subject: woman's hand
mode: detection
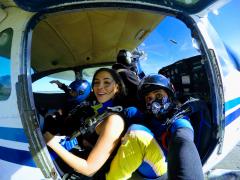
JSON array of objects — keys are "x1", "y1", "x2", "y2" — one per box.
[{"x1": 50, "y1": 80, "x2": 63, "y2": 88}]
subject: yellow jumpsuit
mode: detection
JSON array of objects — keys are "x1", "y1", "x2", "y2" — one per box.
[{"x1": 106, "y1": 124, "x2": 167, "y2": 180}]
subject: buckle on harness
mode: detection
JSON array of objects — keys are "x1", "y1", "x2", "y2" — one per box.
[{"x1": 107, "y1": 106, "x2": 123, "y2": 112}]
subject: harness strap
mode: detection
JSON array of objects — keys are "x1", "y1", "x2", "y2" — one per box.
[{"x1": 70, "y1": 106, "x2": 123, "y2": 140}]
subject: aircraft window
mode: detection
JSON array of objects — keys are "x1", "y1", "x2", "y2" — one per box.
[
  {"x1": 0, "y1": 28, "x2": 13, "y2": 101},
  {"x1": 32, "y1": 70, "x2": 75, "y2": 93},
  {"x1": 82, "y1": 66, "x2": 111, "y2": 83},
  {"x1": 137, "y1": 16, "x2": 200, "y2": 74},
  {"x1": 30, "y1": 68, "x2": 35, "y2": 74}
]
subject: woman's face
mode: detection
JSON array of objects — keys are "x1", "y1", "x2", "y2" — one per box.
[{"x1": 93, "y1": 71, "x2": 119, "y2": 103}]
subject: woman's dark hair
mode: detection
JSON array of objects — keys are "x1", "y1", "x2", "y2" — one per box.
[{"x1": 92, "y1": 68, "x2": 127, "y2": 104}]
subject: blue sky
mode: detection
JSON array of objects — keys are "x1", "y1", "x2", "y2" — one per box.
[
  {"x1": 139, "y1": 0, "x2": 240, "y2": 74},
  {"x1": 139, "y1": 16, "x2": 200, "y2": 74},
  {"x1": 209, "y1": 0, "x2": 240, "y2": 54},
  {"x1": 0, "y1": 57, "x2": 10, "y2": 76}
]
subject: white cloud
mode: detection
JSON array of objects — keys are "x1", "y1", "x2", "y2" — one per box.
[{"x1": 212, "y1": 9, "x2": 219, "y2": 15}]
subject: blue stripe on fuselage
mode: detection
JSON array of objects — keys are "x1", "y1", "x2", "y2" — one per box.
[
  {"x1": 0, "y1": 127, "x2": 28, "y2": 143},
  {"x1": 225, "y1": 97, "x2": 240, "y2": 111},
  {"x1": 225, "y1": 97, "x2": 240, "y2": 126},
  {"x1": 225, "y1": 108, "x2": 240, "y2": 126},
  {"x1": 0, "y1": 146, "x2": 36, "y2": 167}
]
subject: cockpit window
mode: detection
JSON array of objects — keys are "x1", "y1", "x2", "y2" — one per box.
[
  {"x1": 138, "y1": 16, "x2": 200, "y2": 74},
  {"x1": 0, "y1": 28, "x2": 13, "y2": 101}
]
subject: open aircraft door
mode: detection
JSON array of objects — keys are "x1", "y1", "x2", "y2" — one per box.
[{"x1": 1, "y1": 0, "x2": 238, "y2": 179}]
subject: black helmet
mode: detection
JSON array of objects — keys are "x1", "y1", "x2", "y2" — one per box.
[
  {"x1": 117, "y1": 49, "x2": 132, "y2": 66},
  {"x1": 138, "y1": 74, "x2": 175, "y2": 100},
  {"x1": 138, "y1": 74, "x2": 176, "y2": 124}
]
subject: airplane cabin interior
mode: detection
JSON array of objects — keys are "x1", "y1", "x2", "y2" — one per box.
[{"x1": 30, "y1": 8, "x2": 217, "y2": 176}]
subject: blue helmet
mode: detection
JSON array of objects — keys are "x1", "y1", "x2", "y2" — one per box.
[{"x1": 68, "y1": 79, "x2": 91, "y2": 104}]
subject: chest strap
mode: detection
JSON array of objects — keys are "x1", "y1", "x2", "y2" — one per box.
[{"x1": 70, "y1": 106, "x2": 123, "y2": 140}]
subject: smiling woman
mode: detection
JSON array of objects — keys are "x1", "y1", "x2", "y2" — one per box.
[{"x1": 44, "y1": 68, "x2": 127, "y2": 179}]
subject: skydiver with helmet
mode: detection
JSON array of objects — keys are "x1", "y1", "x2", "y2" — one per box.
[
  {"x1": 107, "y1": 74, "x2": 204, "y2": 180},
  {"x1": 137, "y1": 74, "x2": 203, "y2": 180},
  {"x1": 50, "y1": 79, "x2": 91, "y2": 110},
  {"x1": 112, "y1": 49, "x2": 145, "y2": 108},
  {"x1": 43, "y1": 79, "x2": 92, "y2": 135},
  {"x1": 113, "y1": 49, "x2": 145, "y2": 79}
]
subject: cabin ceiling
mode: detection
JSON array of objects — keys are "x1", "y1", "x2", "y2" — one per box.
[{"x1": 31, "y1": 9, "x2": 164, "y2": 72}]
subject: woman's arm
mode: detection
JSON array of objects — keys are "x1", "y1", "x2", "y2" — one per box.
[{"x1": 44, "y1": 114, "x2": 124, "y2": 176}]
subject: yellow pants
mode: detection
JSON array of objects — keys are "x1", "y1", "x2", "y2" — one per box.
[{"x1": 106, "y1": 124, "x2": 167, "y2": 180}]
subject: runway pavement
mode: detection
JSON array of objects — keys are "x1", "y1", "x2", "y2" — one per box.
[
  {"x1": 214, "y1": 141, "x2": 240, "y2": 170},
  {"x1": 206, "y1": 141, "x2": 240, "y2": 179}
]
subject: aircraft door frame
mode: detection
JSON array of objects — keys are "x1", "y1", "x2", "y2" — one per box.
[
  {"x1": 197, "y1": 16, "x2": 240, "y2": 173},
  {"x1": 190, "y1": 14, "x2": 229, "y2": 172},
  {"x1": 0, "y1": 7, "x2": 57, "y2": 179},
  {"x1": 16, "y1": 9, "x2": 62, "y2": 179}
]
